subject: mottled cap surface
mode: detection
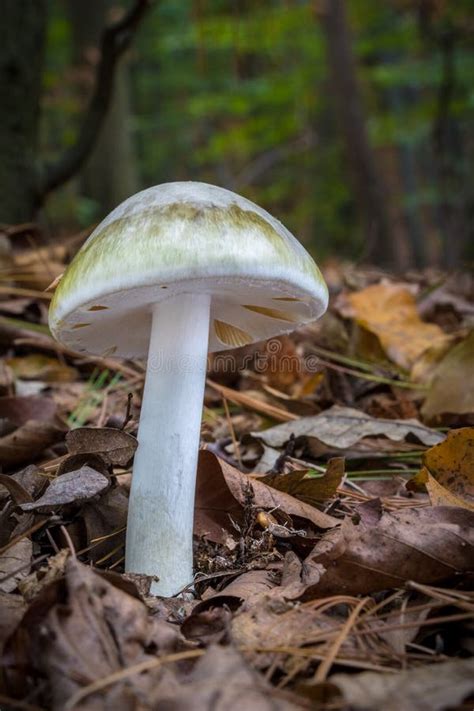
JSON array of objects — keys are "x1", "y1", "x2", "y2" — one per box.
[{"x1": 49, "y1": 182, "x2": 328, "y2": 356}]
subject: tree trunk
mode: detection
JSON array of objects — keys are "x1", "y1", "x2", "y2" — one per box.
[
  {"x1": 68, "y1": 0, "x2": 139, "y2": 214},
  {"x1": 0, "y1": 0, "x2": 47, "y2": 223},
  {"x1": 321, "y1": 0, "x2": 396, "y2": 267}
]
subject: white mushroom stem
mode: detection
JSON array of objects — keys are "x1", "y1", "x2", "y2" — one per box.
[{"x1": 125, "y1": 292, "x2": 211, "y2": 596}]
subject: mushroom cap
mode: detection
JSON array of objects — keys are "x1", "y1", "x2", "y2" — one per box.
[{"x1": 49, "y1": 182, "x2": 328, "y2": 356}]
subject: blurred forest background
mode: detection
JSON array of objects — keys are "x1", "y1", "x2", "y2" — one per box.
[{"x1": 1, "y1": 0, "x2": 474, "y2": 270}]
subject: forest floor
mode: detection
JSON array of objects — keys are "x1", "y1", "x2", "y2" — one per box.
[{"x1": 0, "y1": 227, "x2": 473, "y2": 710}]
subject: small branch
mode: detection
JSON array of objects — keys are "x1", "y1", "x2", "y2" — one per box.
[{"x1": 40, "y1": 0, "x2": 153, "y2": 198}]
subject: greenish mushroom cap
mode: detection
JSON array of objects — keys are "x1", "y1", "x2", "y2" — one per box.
[{"x1": 49, "y1": 182, "x2": 328, "y2": 356}]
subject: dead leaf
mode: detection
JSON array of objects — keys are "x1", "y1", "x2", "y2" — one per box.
[
  {"x1": 258, "y1": 458, "x2": 344, "y2": 506},
  {"x1": 181, "y1": 606, "x2": 232, "y2": 645},
  {"x1": 6, "y1": 353, "x2": 78, "y2": 382},
  {"x1": 422, "y1": 331, "x2": 474, "y2": 418},
  {"x1": 66, "y1": 427, "x2": 137, "y2": 467},
  {"x1": 198, "y1": 570, "x2": 279, "y2": 611},
  {"x1": 0, "y1": 538, "x2": 32, "y2": 593},
  {"x1": 19, "y1": 549, "x2": 70, "y2": 602},
  {"x1": 196, "y1": 451, "x2": 338, "y2": 542},
  {"x1": 153, "y1": 644, "x2": 302, "y2": 710},
  {"x1": 0, "y1": 465, "x2": 46, "y2": 502},
  {"x1": 0, "y1": 394, "x2": 57, "y2": 425},
  {"x1": 232, "y1": 595, "x2": 361, "y2": 673},
  {"x1": 0, "y1": 473, "x2": 34, "y2": 504},
  {"x1": 0, "y1": 420, "x2": 64, "y2": 469},
  {"x1": 348, "y1": 282, "x2": 449, "y2": 370},
  {"x1": 302, "y1": 500, "x2": 474, "y2": 597},
  {"x1": 20, "y1": 466, "x2": 109, "y2": 512},
  {"x1": 252, "y1": 405, "x2": 443, "y2": 451},
  {"x1": 410, "y1": 429, "x2": 474, "y2": 511},
  {"x1": 328, "y1": 657, "x2": 474, "y2": 711},
  {"x1": 5, "y1": 557, "x2": 191, "y2": 710},
  {"x1": 82, "y1": 485, "x2": 129, "y2": 564},
  {"x1": 0, "y1": 592, "x2": 26, "y2": 654}
]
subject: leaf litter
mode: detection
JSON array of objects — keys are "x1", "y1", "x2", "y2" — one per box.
[{"x1": 0, "y1": 256, "x2": 473, "y2": 710}]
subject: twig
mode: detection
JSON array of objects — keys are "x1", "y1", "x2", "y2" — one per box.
[
  {"x1": 313, "y1": 597, "x2": 371, "y2": 682},
  {"x1": 121, "y1": 392, "x2": 134, "y2": 430},
  {"x1": 41, "y1": 0, "x2": 154, "y2": 196}
]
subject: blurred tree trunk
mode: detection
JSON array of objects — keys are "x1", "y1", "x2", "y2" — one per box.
[
  {"x1": 0, "y1": 0, "x2": 47, "y2": 224},
  {"x1": 68, "y1": 0, "x2": 139, "y2": 213},
  {"x1": 321, "y1": 0, "x2": 397, "y2": 267}
]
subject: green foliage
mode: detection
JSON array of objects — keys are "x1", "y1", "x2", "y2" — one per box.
[{"x1": 41, "y1": 0, "x2": 474, "y2": 264}]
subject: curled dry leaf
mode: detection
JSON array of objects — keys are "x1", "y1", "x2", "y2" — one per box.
[
  {"x1": 195, "y1": 570, "x2": 279, "y2": 612},
  {"x1": 20, "y1": 466, "x2": 110, "y2": 512},
  {"x1": 328, "y1": 657, "x2": 474, "y2": 711},
  {"x1": 0, "y1": 465, "x2": 46, "y2": 503},
  {"x1": 66, "y1": 426, "x2": 138, "y2": 467},
  {"x1": 347, "y1": 282, "x2": 449, "y2": 371},
  {"x1": 196, "y1": 451, "x2": 338, "y2": 544},
  {"x1": 0, "y1": 473, "x2": 34, "y2": 504},
  {"x1": 301, "y1": 500, "x2": 474, "y2": 597},
  {"x1": 252, "y1": 405, "x2": 443, "y2": 453}
]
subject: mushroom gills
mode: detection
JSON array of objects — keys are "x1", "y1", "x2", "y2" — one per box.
[
  {"x1": 242, "y1": 305, "x2": 300, "y2": 322},
  {"x1": 214, "y1": 319, "x2": 253, "y2": 347}
]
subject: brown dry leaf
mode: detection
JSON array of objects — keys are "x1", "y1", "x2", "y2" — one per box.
[
  {"x1": 196, "y1": 451, "x2": 338, "y2": 543},
  {"x1": 258, "y1": 458, "x2": 344, "y2": 506},
  {"x1": 417, "y1": 428, "x2": 474, "y2": 510},
  {"x1": 252, "y1": 405, "x2": 443, "y2": 451},
  {"x1": 302, "y1": 500, "x2": 474, "y2": 597},
  {"x1": 5, "y1": 557, "x2": 190, "y2": 710},
  {"x1": 327, "y1": 657, "x2": 474, "y2": 711},
  {"x1": 196, "y1": 570, "x2": 279, "y2": 611},
  {"x1": 66, "y1": 426, "x2": 137, "y2": 467},
  {"x1": 422, "y1": 331, "x2": 474, "y2": 418},
  {"x1": 0, "y1": 394, "x2": 57, "y2": 425},
  {"x1": 0, "y1": 592, "x2": 25, "y2": 654},
  {"x1": 0, "y1": 420, "x2": 64, "y2": 469},
  {"x1": 0, "y1": 538, "x2": 32, "y2": 593},
  {"x1": 19, "y1": 548, "x2": 70, "y2": 602},
  {"x1": 348, "y1": 282, "x2": 449, "y2": 371},
  {"x1": 153, "y1": 644, "x2": 302, "y2": 710},
  {"x1": 0, "y1": 395, "x2": 63, "y2": 468},
  {"x1": 0, "y1": 472, "x2": 34, "y2": 504},
  {"x1": 232, "y1": 596, "x2": 361, "y2": 673},
  {"x1": 409, "y1": 468, "x2": 473, "y2": 510},
  {"x1": 0, "y1": 465, "x2": 47, "y2": 503},
  {"x1": 82, "y1": 485, "x2": 129, "y2": 565},
  {"x1": 20, "y1": 466, "x2": 110, "y2": 512}
]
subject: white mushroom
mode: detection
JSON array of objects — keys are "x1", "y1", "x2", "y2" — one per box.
[{"x1": 49, "y1": 182, "x2": 328, "y2": 596}]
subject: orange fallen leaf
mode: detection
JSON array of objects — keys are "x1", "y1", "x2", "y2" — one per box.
[
  {"x1": 413, "y1": 428, "x2": 474, "y2": 511},
  {"x1": 348, "y1": 282, "x2": 449, "y2": 371}
]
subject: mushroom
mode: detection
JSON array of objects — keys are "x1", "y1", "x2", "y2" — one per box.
[{"x1": 49, "y1": 182, "x2": 328, "y2": 596}]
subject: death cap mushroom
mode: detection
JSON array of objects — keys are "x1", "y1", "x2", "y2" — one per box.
[{"x1": 49, "y1": 181, "x2": 328, "y2": 357}]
